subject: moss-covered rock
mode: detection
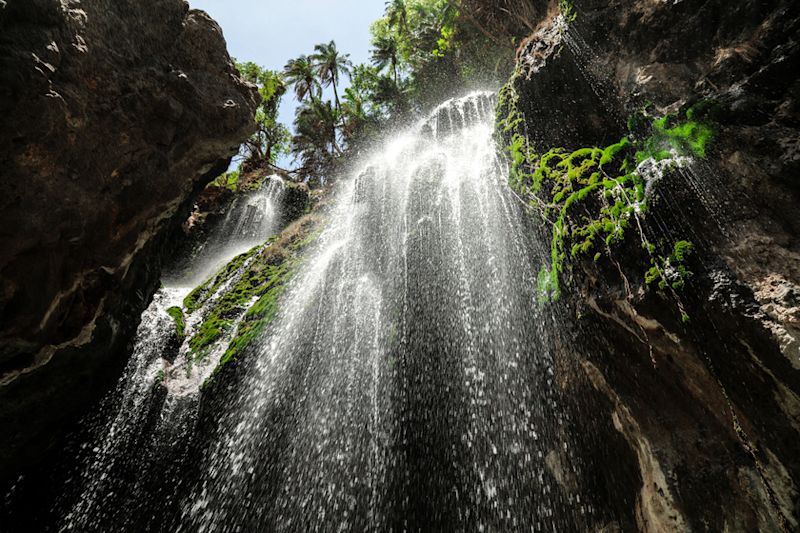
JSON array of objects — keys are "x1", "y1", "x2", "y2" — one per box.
[
  {"x1": 183, "y1": 247, "x2": 261, "y2": 313},
  {"x1": 165, "y1": 306, "x2": 186, "y2": 339},
  {"x1": 497, "y1": 73, "x2": 716, "y2": 302},
  {"x1": 182, "y1": 212, "x2": 324, "y2": 383}
]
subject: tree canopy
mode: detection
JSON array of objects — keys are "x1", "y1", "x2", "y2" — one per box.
[
  {"x1": 229, "y1": 0, "x2": 520, "y2": 184},
  {"x1": 235, "y1": 61, "x2": 290, "y2": 171}
]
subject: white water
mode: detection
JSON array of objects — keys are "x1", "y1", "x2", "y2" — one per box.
[
  {"x1": 56, "y1": 176, "x2": 289, "y2": 532},
  {"x1": 167, "y1": 175, "x2": 286, "y2": 289},
  {"x1": 51, "y1": 93, "x2": 587, "y2": 532},
  {"x1": 179, "y1": 92, "x2": 573, "y2": 531},
  {"x1": 58, "y1": 288, "x2": 186, "y2": 531}
]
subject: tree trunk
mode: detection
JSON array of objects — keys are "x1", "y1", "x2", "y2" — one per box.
[{"x1": 332, "y1": 77, "x2": 341, "y2": 116}]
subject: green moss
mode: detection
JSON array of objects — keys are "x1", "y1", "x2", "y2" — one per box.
[
  {"x1": 216, "y1": 269, "x2": 294, "y2": 369},
  {"x1": 496, "y1": 76, "x2": 716, "y2": 304},
  {"x1": 645, "y1": 240, "x2": 695, "y2": 291},
  {"x1": 634, "y1": 104, "x2": 717, "y2": 163},
  {"x1": 518, "y1": 141, "x2": 641, "y2": 299},
  {"x1": 183, "y1": 246, "x2": 261, "y2": 313},
  {"x1": 189, "y1": 217, "x2": 323, "y2": 379},
  {"x1": 188, "y1": 259, "x2": 294, "y2": 360},
  {"x1": 166, "y1": 306, "x2": 186, "y2": 339}
]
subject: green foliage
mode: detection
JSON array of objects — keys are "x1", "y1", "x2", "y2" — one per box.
[
  {"x1": 236, "y1": 61, "x2": 290, "y2": 166},
  {"x1": 183, "y1": 246, "x2": 260, "y2": 313},
  {"x1": 371, "y1": 31, "x2": 401, "y2": 82},
  {"x1": 311, "y1": 40, "x2": 353, "y2": 115},
  {"x1": 283, "y1": 55, "x2": 321, "y2": 103},
  {"x1": 559, "y1": 0, "x2": 578, "y2": 22},
  {"x1": 283, "y1": 43, "x2": 354, "y2": 179},
  {"x1": 292, "y1": 99, "x2": 342, "y2": 180},
  {"x1": 208, "y1": 169, "x2": 240, "y2": 192},
  {"x1": 497, "y1": 72, "x2": 716, "y2": 303},
  {"x1": 245, "y1": 0, "x2": 515, "y2": 181},
  {"x1": 645, "y1": 241, "x2": 695, "y2": 291},
  {"x1": 166, "y1": 306, "x2": 186, "y2": 339}
]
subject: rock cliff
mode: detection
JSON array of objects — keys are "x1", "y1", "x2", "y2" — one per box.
[
  {"x1": 498, "y1": 0, "x2": 800, "y2": 529},
  {"x1": 0, "y1": 0, "x2": 258, "y2": 483}
]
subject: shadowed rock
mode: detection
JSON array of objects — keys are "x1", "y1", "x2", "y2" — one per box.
[{"x1": 0, "y1": 0, "x2": 258, "y2": 483}]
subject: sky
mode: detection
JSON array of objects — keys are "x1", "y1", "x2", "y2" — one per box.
[{"x1": 189, "y1": 0, "x2": 387, "y2": 151}]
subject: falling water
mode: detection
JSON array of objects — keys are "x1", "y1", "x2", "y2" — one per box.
[
  {"x1": 54, "y1": 176, "x2": 289, "y2": 532},
  {"x1": 166, "y1": 175, "x2": 287, "y2": 289},
  {"x1": 178, "y1": 93, "x2": 575, "y2": 532},
  {"x1": 57, "y1": 288, "x2": 191, "y2": 532}
]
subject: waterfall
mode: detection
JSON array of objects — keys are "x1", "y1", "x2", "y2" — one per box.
[
  {"x1": 166, "y1": 175, "x2": 287, "y2": 289},
  {"x1": 178, "y1": 92, "x2": 572, "y2": 532},
  {"x1": 54, "y1": 176, "x2": 289, "y2": 532},
  {"x1": 57, "y1": 288, "x2": 191, "y2": 532}
]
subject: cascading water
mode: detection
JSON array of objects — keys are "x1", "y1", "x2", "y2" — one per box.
[
  {"x1": 57, "y1": 288, "x2": 191, "y2": 532},
  {"x1": 166, "y1": 175, "x2": 287, "y2": 289},
  {"x1": 177, "y1": 92, "x2": 579, "y2": 531},
  {"x1": 53, "y1": 176, "x2": 290, "y2": 532}
]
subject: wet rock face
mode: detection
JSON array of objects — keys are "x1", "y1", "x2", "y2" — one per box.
[
  {"x1": 0, "y1": 0, "x2": 258, "y2": 480},
  {"x1": 507, "y1": 0, "x2": 800, "y2": 530}
]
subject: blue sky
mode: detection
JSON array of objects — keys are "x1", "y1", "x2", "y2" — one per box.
[{"x1": 190, "y1": 0, "x2": 386, "y2": 144}]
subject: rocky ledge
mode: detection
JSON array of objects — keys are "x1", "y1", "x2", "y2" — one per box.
[{"x1": 0, "y1": 0, "x2": 258, "y2": 483}]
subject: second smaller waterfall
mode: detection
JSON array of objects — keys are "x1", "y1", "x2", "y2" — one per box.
[
  {"x1": 52, "y1": 173, "x2": 291, "y2": 532},
  {"x1": 167, "y1": 175, "x2": 287, "y2": 289}
]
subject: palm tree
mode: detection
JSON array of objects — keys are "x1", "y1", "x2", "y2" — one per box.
[
  {"x1": 283, "y1": 55, "x2": 321, "y2": 104},
  {"x1": 311, "y1": 41, "x2": 352, "y2": 117},
  {"x1": 294, "y1": 99, "x2": 341, "y2": 157},
  {"x1": 386, "y1": 0, "x2": 408, "y2": 35},
  {"x1": 371, "y1": 34, "x2": 400, "y2": 83},
  {"x1": 292, "y1": 99, "x2": 344, "y2": 182},
  {"x1": 341, "y1": 87, "x2": 369, "y2": 142}
]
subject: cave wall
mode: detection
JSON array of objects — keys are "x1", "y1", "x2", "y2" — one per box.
[
  {"x1": 507, "y1": 0, "x2": 800, "y2": 530},
  {"x1": 0, "y1": 0, "x2": 258, "y2": 484}
]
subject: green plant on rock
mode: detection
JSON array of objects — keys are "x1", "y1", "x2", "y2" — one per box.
[
  {"x1": 166, "y1": 306, "x2": 186, "y2": 339},
  {"x1": 216, "y1": 268, "x2": 295, "y2": 369},
  {"x1": 188, "y1": 259, "x2": 294, "y2": 360},
  {"x1": 558, "y1": 0, "x2": 578, "y2": 22},
  {"x1": 496, "y1": 73, "x2": 716, "y2": 304},
  {"x1": 533, "y1": 140, "x2": 645, "y2": 299},
  {"x1": 183, "y1": 246, "x2": 262, "y2": 313},
  {"x1": 645, "y1": 240, "x2": 695, "y2": 291},
  {"x1": 497, "y1": 70, "x2": 536, "y2": 192},
  {"x1": 631, "y1": 102, "x2": 718, "y2": 164},
  {"x1": 208, "y1": 169, "x2": 241, "y2": 192},
  {"x1": 184, "y1": 216, "x2": 323, "y2": 379}
]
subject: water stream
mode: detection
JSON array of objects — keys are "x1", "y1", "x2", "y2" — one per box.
[
  {"x1": 55, "y1": 176, "x2": 288, "y2": 532},
  {"x1": 53, "y1": 93, "x2": 583, "y2": 532},
  {"x1": 165, "y1": 175, "x2": 287, "y2": 289},
  {"x1": 178, "y1": 92, "x2": 573, "y2": 531}
]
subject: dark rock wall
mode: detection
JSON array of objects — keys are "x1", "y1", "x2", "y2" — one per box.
[
  {"x1": 507, "y1": 0, "x2": 799, "y2": 530},
  {"x1": 0, "y1": 0, "x2": 258, "y2": 483}
]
